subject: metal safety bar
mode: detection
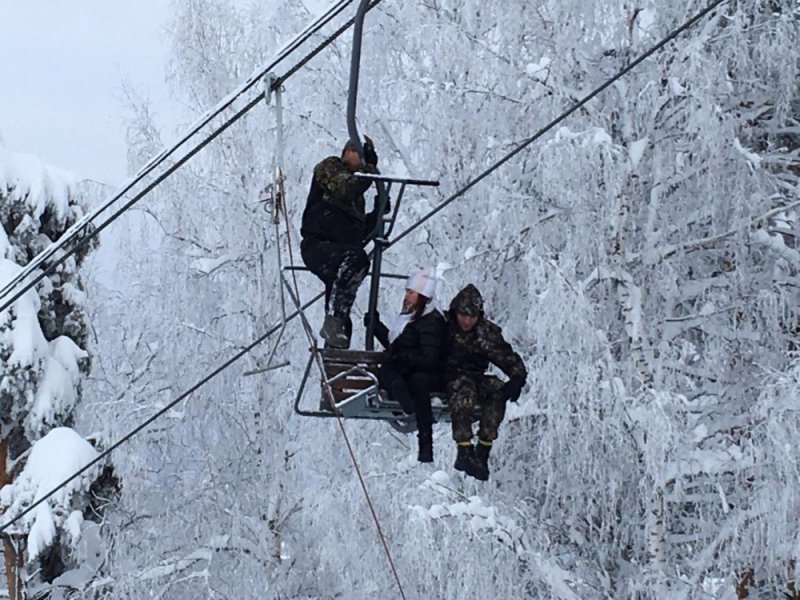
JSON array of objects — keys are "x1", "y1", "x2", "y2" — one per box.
[{"x1": 353, "y1": 173, "x2": 440, "y2": 187}]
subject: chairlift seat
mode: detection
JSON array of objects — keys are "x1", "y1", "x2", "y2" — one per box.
[
  {"x1": 318, "y1": 348, "x2": 386, "y2": 414},
  {"x1": 311, "y1": 348, "x2": 462, "y2": 432}
]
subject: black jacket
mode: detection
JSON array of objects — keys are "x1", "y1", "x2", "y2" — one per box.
[
  {"x1": 373, "y1": 310, "x2": 447, "y2": 374},
  {"x1": 301, "y1": 156, "x2": 380, "y2": 245}
]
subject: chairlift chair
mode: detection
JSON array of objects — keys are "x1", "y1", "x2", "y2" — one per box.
[
  {"x1": 282, "y1": 0, "x2": 463, "y2": 432},
  {"x1": 284, "y1": 172, "x2": 453, "y2": 434}
]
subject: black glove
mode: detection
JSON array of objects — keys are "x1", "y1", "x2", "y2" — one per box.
[
  {"x1": 363, "y1": 136, "x2": 378, "y2": 167},
  {"x1": 503, "y1": 376, "x2": 525, "y2": 403},
  {"x1": 363, "y1": 310, "x2": 380, "y2": 329}
]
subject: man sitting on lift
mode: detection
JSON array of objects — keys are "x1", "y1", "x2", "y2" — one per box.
[
  {"x1": 446, "y1": 284, "x2": 527, "y2": 481},
  {"x1": 366, "y1": 268, "x2": 447, "y2": 463},
  {"x1": 301, "y1": 136, "x2": 382, "y2": 348}
]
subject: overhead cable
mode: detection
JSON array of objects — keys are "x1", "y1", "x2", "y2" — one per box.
[
  {"x1": 0, "y1": 0, "x2": 729, "y2": 536},
  {"x1": 0, "y1": 0, "x2": 382, "y2": 316},
  {"x1": 389, "y1": 0, "x2": 729, "y2": 248}
]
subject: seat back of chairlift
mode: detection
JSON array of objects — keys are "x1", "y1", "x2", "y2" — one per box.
[{"x1": 310, "y1": 348, "x2": 457, "y2": 433}]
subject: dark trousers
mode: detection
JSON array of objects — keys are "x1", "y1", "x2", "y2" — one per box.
[
  {"x1": 379, "y1": 364, "x2": 441, "y2": 432},
  {"x1": 301, "y1": 238, "x2": 368, "y2": 323}
]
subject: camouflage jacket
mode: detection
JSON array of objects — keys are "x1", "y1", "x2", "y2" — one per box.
[
  {"x1": 300, "y1": 156, "x2": 379, "y2": 244},
  {"x1": 445, "y1": 311, "x2": 527, "y2": 381}
]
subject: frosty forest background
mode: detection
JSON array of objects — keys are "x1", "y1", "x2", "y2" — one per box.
[{"x1": 1, "y1": 0, "x2": 800, "y2": 598}]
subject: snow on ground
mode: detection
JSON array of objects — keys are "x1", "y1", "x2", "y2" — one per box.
[{"x1": 410, "y1": 469, "x2": 524, "y2": 549}]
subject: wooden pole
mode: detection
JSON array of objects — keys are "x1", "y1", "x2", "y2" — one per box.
[{"x1": 0, "y1": 438, "x2": 21, "y2": 600}]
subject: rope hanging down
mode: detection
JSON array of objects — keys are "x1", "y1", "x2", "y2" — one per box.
[
  {"x1": 280, "y1": 196, "x2": 408, "y2": 599},
  {"x1": 0, "y1": 0, "x2": 384, "y2": 319},
  {"x1": 0, "y1": 0, "x2": 730, "y2": 540}
]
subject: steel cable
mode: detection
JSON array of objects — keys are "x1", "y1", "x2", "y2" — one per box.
[
  {"x1": 0, "y1": 0, "x2": 383, "y2": 316},
  {"x1": 0, "y1": 0, "x2": 729, "y2": 549}
]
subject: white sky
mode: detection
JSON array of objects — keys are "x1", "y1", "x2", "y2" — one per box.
[{"x1": 0, "y1": 1, "x2": 180, "y2": 186}]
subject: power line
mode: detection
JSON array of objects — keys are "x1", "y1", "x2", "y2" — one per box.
[
  {"x1": 0, "y1": 0, "x2": 384, "y2": 537},
  {"x1": 390, "y1": 0, "x2": 729, "y2": 248},
  {"x1": 0, "y1": 0, "x2": 352, "y2": 307},
  {"x1": 0, "y1": 293, "x2": 322, "y2": 535},
  {"x1": 0, "y1": 0, "x2": 729, "y2": 539},
  {"x1": 0, "y1": 0, "x2": 382, "y2": 317}
]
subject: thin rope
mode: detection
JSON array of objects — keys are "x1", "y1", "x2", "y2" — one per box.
[{"x1": 280, "y1": 195, "x2": 408, "y2": 599}]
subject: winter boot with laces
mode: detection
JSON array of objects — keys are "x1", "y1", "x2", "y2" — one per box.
[
  {"x1": 417, "y1": 429, "x2": 433, "y2": 463},
  {"x1": 319, "y1": 314, "x2": 350, "y2": 349},
  {"x1": 454, "y1": 443, "x2": 474, "y2": 473},
  {"x1": 466, "y1": 440, "x2": 491, "y2": 481}
]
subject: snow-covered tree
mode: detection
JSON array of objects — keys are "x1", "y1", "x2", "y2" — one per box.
[
  {"x1": 87, "y1": 0, "x2": 800, "y2": 597},
  {"x1": 0, "y1": 142, "x2": 114, "y2": 599}
]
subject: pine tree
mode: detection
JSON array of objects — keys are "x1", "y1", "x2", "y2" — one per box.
[
  {"x1": 91, "y1": 0, "x2": 800, "y2": 597},
  {"x1": 0, "y1": 142, "x2": 115, "y2": 598}
]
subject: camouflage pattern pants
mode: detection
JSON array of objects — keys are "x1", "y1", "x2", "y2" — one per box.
[
  {"x1": 301, "y1": 238, "x2": 368, "y2": 320},
  {"x1": 447, "y1": 373, "x2": 506, "y2": 443}
]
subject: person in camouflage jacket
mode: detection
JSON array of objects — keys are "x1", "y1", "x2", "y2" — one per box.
[
  {"x1": 301, "y1": 137, "x2": 383, "y2": 348},
  {"x1": 445, "y1": 284, "x2": 527, "y2": 481}
]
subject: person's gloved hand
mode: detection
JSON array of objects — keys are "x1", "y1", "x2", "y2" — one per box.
[
  {"x1": 363, "y1": 310, "x2": 380, "y2": 329},
  {"x1": 363, "y1": 135, "x2": 378, "y2": 167},
  {"x1": 503, "y1": 376, "x2": 525, "y2": 403}
]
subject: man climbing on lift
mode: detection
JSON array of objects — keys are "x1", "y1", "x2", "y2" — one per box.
[
  {"x1": 445, "y1": 284, "x2": 527, "y2": 481},
  {"x1": 366, "y1": 268, "x2": 446, "y2": 463},
  {"x1": 301, "y1": 136, "x2": 383, "y2": 348}
]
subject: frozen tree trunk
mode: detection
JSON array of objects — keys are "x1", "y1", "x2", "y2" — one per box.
[
  {"x1": 646, "y1": 485, "x2": 668, "y2": 588},
  {"x1": 736, "y1": 562, "x2": 800, "y2": 599},
  {"x1": 615, "y1": 273, "x2": 653, "y2": 386},
  {"x1": 0, "y1": 438, "x2": 21, "y2": 600},
  {"x1": 787, "y1": 560, "x2": 799, "y2": 599},
  {"x1": 735, "y1": 568, "x2": 755, "y2": 598},
  {"x1": 614, "y1": 177, "x2": 666, "y2": 589}
]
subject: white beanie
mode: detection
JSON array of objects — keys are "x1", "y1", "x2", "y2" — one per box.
[{"x1": 406, "y1": 267, "x2": 437, "y2": 299}]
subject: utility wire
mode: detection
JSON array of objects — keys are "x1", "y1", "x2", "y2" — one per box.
[
  {"x1": 389, "y1": 0, "x2": 729, "y2": 248},
  {"x1": 0, "y1": 0, "x2": 728, "y2": 536},
  {"x1": 0, "y1": 0, "x2": 352, "y2": 306},
  {"x1": 0, "y1": 0, "x2": 381, "y2": 535},
  {"x1": 0, "y1": 0, "x2": 383, "y2": 317},
  {"x1": 0, "y1": 293, "x2": 322, "y2": 535}
]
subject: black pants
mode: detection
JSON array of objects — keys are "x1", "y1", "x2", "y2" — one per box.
[
  {"x1": 379, "y1": 364, "x2": 441, "y2": 432},
  {"x1": 301, "y1": 238, "x2": 369, "y2": 322}
]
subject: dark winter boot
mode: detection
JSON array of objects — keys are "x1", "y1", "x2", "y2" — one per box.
[
  {"x1": 454, "y1": 443, "x2": 474, "y2": 473},
  {"x1": 466, "y1": 440, "x2": 491, "y2": 481},
  {"x1": 417, "y1": 429, "x2": 433, "y2": 463},
  {"x1": 319, "y1": 314, "x2": 350, "y2": 349}
]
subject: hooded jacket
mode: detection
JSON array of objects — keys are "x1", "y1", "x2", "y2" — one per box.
[
  {"x1": 445, "y1": 284, "x2": 527, "y2": 380},
  {"x1": 301, "y1": 156, "x2": 380, "y2": 244}
]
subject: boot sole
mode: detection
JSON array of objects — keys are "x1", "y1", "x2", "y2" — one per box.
[{"x1": 467, "y1": 472, "x2": 489, "y2": 481}]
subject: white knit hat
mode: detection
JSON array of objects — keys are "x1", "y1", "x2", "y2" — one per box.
[{"x1": 406, "y1": 267, "x2": 437, "y2": 299}]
